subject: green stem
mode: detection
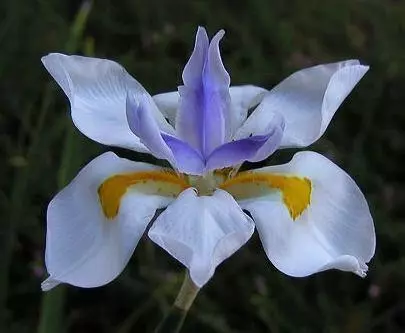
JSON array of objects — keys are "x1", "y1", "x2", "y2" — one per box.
[
  {"x1": 154, "y1": 271, "x2": 200, "y2": 333},
  {"x1": 37, "y1": 287, "x2": 66, "y2": 333}
]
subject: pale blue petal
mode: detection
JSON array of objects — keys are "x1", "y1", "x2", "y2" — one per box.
[
  {"x1": 126, "y1": 94, "x2": 175, "y2": 162},
  {"x1": 127, "y1": 94, "x2": 205, "y2": 175},
  {"x1": 41, "y1": 53, "x2": 149, "y2": 153},
  {"x1": 240, "y1": 151, "x2": 375, "y2": 278},
  {"x1": 148, "y1": 188, "x2": 255, "y2": 287},
  {"x1": 235, "y1": 61, "x2": 369, "y2": 148},
  {"x1": 42, "y1": 53, "x2": 175, "y2": 153},
  {"x1": 43, "y1": 152, "x2": 172, "y2": 290}
]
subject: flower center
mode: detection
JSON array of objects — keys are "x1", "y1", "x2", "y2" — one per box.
[
  {"x1": 219, "y1": 172, "x2": 312, "y2": 220},
  {"x1": 187, "y1": 170, "x2": 230, "y2": 196},
  {"x1": 98, "y1": 170, "x2": 190, "y2": 219}
]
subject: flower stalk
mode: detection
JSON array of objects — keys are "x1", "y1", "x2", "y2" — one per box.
[{"x1": 154, "y1": 271, "x2": 200, "y2": 333}]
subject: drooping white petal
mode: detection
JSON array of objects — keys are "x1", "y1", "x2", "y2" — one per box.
[
  {"x1": 152, "y1": 85, "x2": 267, "y2": 132},
  {"x1": 42, "y1": 53, "x2": 174, "y2": 152},
  {"x1": 148, "y1": 188, "x2": 255, "y2": 287},
  {"x1": 43, "y1": 152, "x2": 173, "y2": 290},
  {"x1": 235, "y1": 61, "x2": 369, "y2": 147},
  {"x1": 240, "y1": 151, "x2": 375, "y2": 277}
]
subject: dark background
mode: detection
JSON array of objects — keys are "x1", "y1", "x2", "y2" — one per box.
[{"x1": 1, "y1": 0, "x2": 405, "y2": 332}]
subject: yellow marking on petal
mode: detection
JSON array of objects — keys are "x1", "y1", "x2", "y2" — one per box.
[
  {"x1": 98, "y1": 170, "x2": 190, "y2": 219},
  {"x1": 219, "y1": 172, "x2": 312, "y2": 220}
]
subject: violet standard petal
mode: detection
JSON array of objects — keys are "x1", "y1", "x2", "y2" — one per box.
[{"x1": 176, "y1": 28, "x2": 232, "y2": 158}]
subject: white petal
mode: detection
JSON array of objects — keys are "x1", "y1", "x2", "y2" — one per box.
[
  {"x1": 152, "y1": 85, "x2": 267, "y2": 133},
  {"x1": 228, "y1": 85, "x2": 268, "y2": 133},
  {"x1": 148, "y1": 188, "x2": 254, "y2": 287},
  {"x1": 235, "y1": 61, "x2": 369, "y2": 147},
  {"x1": 240, "y1": 151, "x2": 375, "y2": 277},
  {"x1": 42, "y1": 53, "x2": 174, "y2": 152},
  {"x1": 43, "y1": 152, "x2": 172, "y2": 290},
  {"x1": 153, "y1": 91, "x2": 179, "y2": 126}
]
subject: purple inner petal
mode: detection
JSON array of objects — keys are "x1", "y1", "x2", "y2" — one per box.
[
  {"x1": 176, "y1": 27, "x2": 232, "y2": 159},
  {"x1": 204, "y1": 30, "x2": 230, "y2": 89},
  {"x1": 176, "y1": 85, "x2": 204, "y2": 153},
  {"x1": 126, "y1": 93, "x2": 205, "y2": 175},
  {"x1": 126, "y1": 94, "x2": 175, "y2": 162},
  {"x1": 206, "y1": 112, "x2": 285, "y2": 170},
  {"x1": 161, "y1": 134, "x2": 205, "y2": 175},
  {"x1": 127, "y1": 28, "x2": 285, "y2": 175},
  {"x1": 182, "y1": 27, "x2": 209, "y2": 89},
  {"x1": 205, "y1": 134, "x2": 270, "y2": 171}
]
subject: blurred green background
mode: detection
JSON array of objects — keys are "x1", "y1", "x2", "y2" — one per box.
[{"x1": 1, "y1": 0, "x2": 405, "y2": 332}]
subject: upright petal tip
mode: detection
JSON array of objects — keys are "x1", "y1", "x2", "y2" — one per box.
[
  {"x1": 194, "y1": 26, "x2": 209, "y2": 49},
  {"x1": 213, "y1": 29, "x2": 225, "y2": 40},
  {"x1": 196, "y1": 26, "x2": 208, "y2": 36},
  {"x1": 182, "y1": 26, "x2": 209, "y2": 87},
  {"x1": 205, "y1": 28, "x2": 230, "y2": 88}
]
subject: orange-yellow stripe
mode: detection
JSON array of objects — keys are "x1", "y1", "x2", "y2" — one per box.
[
  {"x1": 219, "y1": 172, "x2": 312, "y2": 220},
  {"x1": 98, "y1": 170, "x2": 190, "y2": 219}
]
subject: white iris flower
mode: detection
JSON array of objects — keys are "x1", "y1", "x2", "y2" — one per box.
[{"x1": 41, "y1": 27, "x2": 375, "y2": 291}]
